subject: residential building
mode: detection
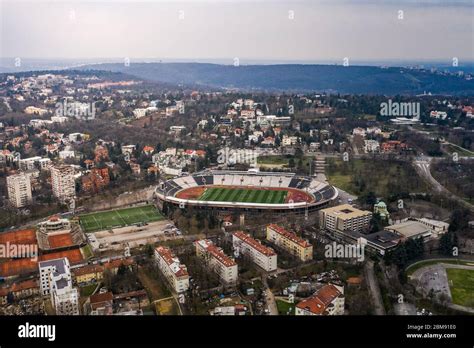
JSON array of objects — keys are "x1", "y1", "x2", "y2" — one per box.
[
  {"x1": 430, "y1": 110, "x2": 448, "y2": 120},
  {"x1": 72, "y1": 264, "x2": 104, "y2": 285},
  {"x1": 38, "y1": 257, "x2": 79, "y2": 315},
  {"x1": 24, "y1": 106, "x2": 49, "y2": 115},
  {"x1": 39, "y1": 257, "x2": 70, "y2": 295},
  {"x1": 59, "y1": 150, "x2": 75, "y2": 160},
  {"x1": 366, "y1": 127, "x2": 382, "y2": 135},
  {"x1": 266, "y1": 224, "x2": 313, "y2": 261},
  {"x1": 6, "y1": 173, "x2": 32, "y2": 208},
  {"x1": 211, "y1": 304, "x2": 247, "y2": 316},
  {"x1": 121, "y1": 144, "x2": 136, "y2": 155},
  {"x1": 0, "y1": 280, "x2": 39, "y2": 305},
  {"x1": 232, "y1": 231, "x2": 277, "y2": 272},
  {"x1": 81, "y1": 167, "x2": 110, "y2": 194},
  {"x1": 133, "y1": 108, "x2": 147, "y2": 119},
  {"x1": 282, "y1": 135, "x2": 300, "y2": 147},
  {"x1": 195, "y1": 239, "x2": 238, "y2": 285},
  {"x1": 89, "y1": 291, "x2": 114, "y2": 315},
  {"x1": 51, "y1": 165, "x2": 75, "y2": 203},
  {"x1": 169, "y1": 125, "x2": 186, "y2": 134},
  {"x1": 364, "y1": 140, "x2": 380, "y2": 153},
  {"x1": 381, "y1": 140, "x2": 408, "y2": 153},
  {"x1": 319, "y1": 204, "x2": 372, "y2": 233},
  {"x1": 240, "y1": 110, "x2": 255, "y2": 119},
  {"x1": 18, "y1": 156, "x2": 45, "y2": 171},
  {"x1": 69, "y1": 133, "x2": 88, "y2": 142},
  {"x1": 154, "y1": 246, "x2": 189, "y2": 293},
  {"x1": 256, "y1": 115, "x2": 291, "y2": 127},
  {"x1": 295, "y1": 284, "x2": 344, "y2": 316},
  {"x1": 352, "y1": 127, "x2": 366, "y2": 137}
]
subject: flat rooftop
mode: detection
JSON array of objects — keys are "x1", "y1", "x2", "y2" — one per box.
[
  {"x1": 385, "y1": 221, "x2": 431, "y2": 238},
  {"x1": 321, "y1": 204, "x2": 372, "y2": 219}
]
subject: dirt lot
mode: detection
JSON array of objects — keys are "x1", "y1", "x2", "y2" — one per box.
[
  {"x1": 155, "y1": 297, "x2": 180, "y2": 315},
  {"x1": 92, "y1": 220, "x2": 180, "y2": 251},
  {"x1": 410, "y1": 262, "x2": 474, "y2": 313}
]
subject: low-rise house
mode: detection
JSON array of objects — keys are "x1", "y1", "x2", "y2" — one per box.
[{"x1": 0, "y1": 280, "x2": 39, "y2": 305}]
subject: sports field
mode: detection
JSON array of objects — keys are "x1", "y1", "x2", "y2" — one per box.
[
  {"x1": 80, "y1": 205, "x2": 164, "y2": 232},
  {"x1": 447, "y1": 268, "x2": 474, "y2": 307},
  {"x1": 198, "y1": 187, "x2": 287, "y2": 204}
]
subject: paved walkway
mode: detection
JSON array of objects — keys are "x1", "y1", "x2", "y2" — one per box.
[{"x1": 364, "y1": 261, "x2": 385, "y2": 315}]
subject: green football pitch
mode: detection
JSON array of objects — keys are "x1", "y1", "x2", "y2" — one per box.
[
  {"x1": 446, "y1": 268, "x2": 474, "y2": 307},
  {"x1": 80, "y1": 205, "x2": 164, "y2": 232},
  {"x1": 198, "y1": 187, "x2": 288, "y2": 204}
]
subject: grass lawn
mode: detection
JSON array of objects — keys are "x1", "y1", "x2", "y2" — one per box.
[
  {"x1": 258, "y1": 155, "x2": 313, "y2": 173},
  {"x1": 258, "y1": 155, "x2": 289, "y2": 165},
  {"x1": 79, "y1": 205, "x2": 164, "y2": 232},
  {"x1": 137, "y1": 266, "x2": 171, "y2": 301},
  {"x1": 276, "y1": 299, "x2": 295, "y2": 315},
  {"x1": 446, "y1": 268, "x2": 474, "y2": 307},
  {"x1": 81, "y1": 245, "x2": 93, "y2": 259},
  {"x1": 443, "y1": 144, "x2": 474, "y2": 157},
  {"x1": 80, "y1": 283, "x2": 98, "y2": 297},
  {"x1": 198, "y1": 187, "x2": 287, "y2": 204}
]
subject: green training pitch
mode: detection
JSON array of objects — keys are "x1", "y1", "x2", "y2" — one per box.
[
  {"x1": 80, "y1": 205, "x2": 164, "y2": 233},
  {"x1": 446, "y1": 268, "x2": 474, "y2": 308},
  {"x1": 198, "y1": 187, "x2": 287, "y2": 204}
]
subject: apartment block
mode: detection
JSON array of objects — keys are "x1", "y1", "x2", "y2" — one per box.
[
  {"x1": 195, "y1": 239, "x2": 238, "y2": 285},
  {"x1": 51, "y1": 165, "x2": 76, "y2": 203},
  {"x1": 296, "y1": 284, "x2": 344, "y2": 316},
  {"x1": 266, "y1": 224, "x2": 313, "y2": 261},
  {"x1": 232, "y1": 231, "x2": 277, "y2": 272},
  {"x1": 38, "y1": 257, "x2": 79, "y2": 315},
  {"x1": 154, "y1": 246, "x2": 189, "y2": 293},
  {"x1": 6, "y1": 173, "x2": 32, "y2": 208}
]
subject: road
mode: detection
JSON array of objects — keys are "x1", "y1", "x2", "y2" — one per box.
[
  {"x1": 413, "y1": 156, "x2": 474, "y2": 212},
  {"x1": 364, "y1": 261, "x2": 386, "y2": 315},
  {"x1": 262, "y1": 276, "x2": 278, "y2": 315}
]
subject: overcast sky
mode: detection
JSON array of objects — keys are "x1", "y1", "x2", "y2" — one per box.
[{"x1": 1, "y1": 0, "x2": 473, "y2": 64}]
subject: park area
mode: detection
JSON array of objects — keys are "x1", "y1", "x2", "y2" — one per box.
[
  {"x1": 80, "y1": 205, "x2": 164, "y2": 232},
  {"x1": 325, "y1": 158, "x2": 429, "y2": 198}
]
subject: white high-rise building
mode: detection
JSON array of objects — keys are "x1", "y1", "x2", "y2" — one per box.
[
  {"x1": 51, "y1": 165, "x2": 75, "y2": 203},
  {"x1": 6, "y1": 173, "x2": 32, "y2": 208},
  {"x1": 38, "y1": 257, "x2": 79, "y2": 315}
]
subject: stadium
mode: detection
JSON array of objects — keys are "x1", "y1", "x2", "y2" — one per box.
[{"x1": 155, "y1": 170, "x2": 338, "y2": 212}]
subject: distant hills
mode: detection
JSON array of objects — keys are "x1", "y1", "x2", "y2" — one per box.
[{"x1": 76, "y1": 62, "x2": 474, "y2": 95}]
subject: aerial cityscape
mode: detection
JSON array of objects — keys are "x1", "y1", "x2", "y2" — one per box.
[{"x1": 0, "y1": 0, "x2": 473, "y2": 346}]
